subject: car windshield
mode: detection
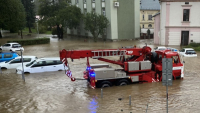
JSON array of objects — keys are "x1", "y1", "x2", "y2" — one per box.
[
  {"x1": 186, "y1": 50, "x2": 196, "y2": 54},
  {"x1": 26, "y1": 60, "x2": 36, "y2": 67},
  {"x1": 12, "y1": 44, "x2": 21, "y2": 48}
]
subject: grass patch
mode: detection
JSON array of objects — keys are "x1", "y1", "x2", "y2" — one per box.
[
  {"x1": 7, "y1": 38, "x2": 50, "y2": 46},
  {"x1": 22, "y1": 27, "x2": 52, "y2": 35}
]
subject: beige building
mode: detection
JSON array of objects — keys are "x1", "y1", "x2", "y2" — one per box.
[{"x1": 140, "y1": 0, "x2": 160, "y2": 38}]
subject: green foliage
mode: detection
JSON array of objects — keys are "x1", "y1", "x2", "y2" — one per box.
[
  {"x1": 84, "y1": 12, "x2": 109, "y2": 42},
  {"x1": 189, "y1": 42, "x2": 200, "y2": 47},
  {"x1": 57, "y1": 5, "x2": 82, "y2": 29},
  {"x1": 184, "y1": 42, "x2": 200, "y2": 51},
  {"x1": 21, "y1": 0, "x2": 36, "y2": 33},
  {"x1": 51, "y1": 27, "x2": 57, "y2": 35},
  {"x1": 7, "y1": 38, "x2": 50, "y2": 46},
  {"x1": 0, "y1": 0, "x2": 26, "y2": 35},
  {"x1": 39, "y1": 26, "x2": 47, "y2": 34}
]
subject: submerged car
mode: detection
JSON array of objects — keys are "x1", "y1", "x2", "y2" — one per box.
[
  {"x1": 0, "y1": 56, "x2": 37, "y2": 69},
  {"x1": 16, "y1": 57, "x2": 66, "y2": 74},
  {"x1": 179, "y1": 48, "x2": 197, "y2": 57},
  {"x1": 0, "y1": 43, "x2": 24, "y2": 52},
  {"x1": 0, "y1": 52, "x2": 19, "y2": 62},
  {"x1": 154, "y1": 46, "x2": 167, "y2": 51}
]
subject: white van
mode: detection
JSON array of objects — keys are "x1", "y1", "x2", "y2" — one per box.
[
  {"x1": 0, "y1": 56, "x2": 37, "y2": 69},
  {"x1": 16, "y1": 57, "x2": 66, "y2": 74}
]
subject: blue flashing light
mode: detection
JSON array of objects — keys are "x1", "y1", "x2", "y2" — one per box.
[
  {"x1": 90, "y1": 73, "x2": 96, "y2": 77},
  {"x1": 86, "y1": 66, "x2": 91, "y2": 71}
]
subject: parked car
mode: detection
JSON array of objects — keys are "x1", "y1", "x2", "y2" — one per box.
[
  {"x1": 0, "y1": 43, "x2": 24, "y2": 52},
  {"x1": 154, "y1": 46, "x2": 167, "y2": 51},
  {"x1": 0, "y1": 56, "x2": 37, "y2": 69},
  {"x1": 179, "y1": 48, "x2": 197, "y2": 57},
  {"x1": 0, "y1": 52, "x2": 19, "y2": 62},
  {"x1": 16, "y1": 57, "x2": 67, "y2": 74}
]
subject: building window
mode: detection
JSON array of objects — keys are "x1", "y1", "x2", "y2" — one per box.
[
  {"x1": 76, "y1": 0, "x2": 79, "y2": 3},
  {"x1": 143, "y1": 25, "x2": 144, "y2": 28},
  {"x1": 148, "y1": 24, "x2": 152, "y2": 28},
  {"x1": 102, "y1": 8, "x2": 105, "y2": 16},
  {"x1": 92, "y1": 0, "x2": 95, "y2": 3},
  {"x1": 185, "y1": 2, "x2": 189, "y2": 4},
  {"x1": 183, "y1": 9, "x2": 190, "y2": 21},
  {"x1": 102, "y1": 0, "x2": 105, "y2": 1},
  {"x1": 84, "y1": 0, "x2": 86, "y2": 3},
  {"x1": 143, "y1": 15, "x2": 144, "y2": 20},
  {"x1": 148, "y1": 15, "x2": 152, "y2": 20}
]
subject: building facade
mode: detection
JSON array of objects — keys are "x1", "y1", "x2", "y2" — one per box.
[
  {"x1": 155, "y1": 0, "x2": 200, "y2": 45},
  {"x1": 69, "y1": 0, "x2": 140, "y2": 40},
  {"x1": 140, "y1": 0, "x2": 160, "y2": 38}
]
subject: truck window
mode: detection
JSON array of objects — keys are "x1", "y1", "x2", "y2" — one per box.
[{"x1": 172, "y1": 56, "x2": 179, "y2": 63}]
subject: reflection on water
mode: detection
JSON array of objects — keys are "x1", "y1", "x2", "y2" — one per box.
[{"x1": 0, "y1": 36, "x2": 200, "y2": 113}]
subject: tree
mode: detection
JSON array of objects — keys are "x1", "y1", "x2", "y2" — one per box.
[
  {"x1": 0, "y1": 0, "x2": 26, "y2": 38},
  {"x1": 21, "y1": 0, "x2": 36, "y2": 33},
  {"x1": 84, "y1": 12, "x2": 109, "y2": 42}
]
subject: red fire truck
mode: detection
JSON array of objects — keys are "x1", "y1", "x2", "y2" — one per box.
[{"x1": 59, "y1": 45, "x2": 184, "y2": 89}]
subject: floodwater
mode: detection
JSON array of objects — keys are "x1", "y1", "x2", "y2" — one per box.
[{"x1": 0, "y1": 35, "x2": 200, "y2": 113}]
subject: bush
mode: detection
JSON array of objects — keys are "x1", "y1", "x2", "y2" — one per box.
[
  {"x1": 51, "y1": 27, "x2": 57, "y2": 35},
  {"x1": 7, "y1": 38, "x2": 50, "y2": 46},
  {"x1": 39, "y1": 26, "x2": 47, "y2": 34},
  {"x1": 189, "y1": 42, "x2": 200, "y2": 47}
]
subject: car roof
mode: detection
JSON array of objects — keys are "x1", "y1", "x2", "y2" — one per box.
[
  {"x1": 183, "y1": 48, "x2": 194, "y2": 50},
  {"x1": 15, "y1": 56, "x2": 36, "y2": 58},
  {"x1": 36, "y1": 57, "x2": 60, "y2": 61},
  {"x1": 5, "y1": 42, "x2": 20, "y2": 44},
  {"x1": 0, "y1": 52, "x2": 18, "y2": 54},
  {"x1": 156, "y1": 46, "x2": 166, "y2": 48}
]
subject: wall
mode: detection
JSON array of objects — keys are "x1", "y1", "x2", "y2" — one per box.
[
  {"x1": 160, "y1": 2, "x2": 166, "y2": 45},
  {"x1": 153, "y1": 14, "x2": 160, "y2": 44},
  {"x1": 140, "y1": 10, "x2": 159, "y2": 29}
]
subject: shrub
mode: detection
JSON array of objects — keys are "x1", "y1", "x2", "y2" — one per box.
[
  {"x1": 51, "y1": 27, "x2": 57, "y2": 35},
  {"x1": 189, "y1": 42, "x2": 200, "y2": 47},
  {"x1": 7, "y1": 38, "x2": 50, "y2": 46},
  {"x1": 39, "y1": 26, "x2": 47, "y2": 34}
]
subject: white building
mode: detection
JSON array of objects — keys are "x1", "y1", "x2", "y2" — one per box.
[
  {"x1": 154, "y1": 0, "x2": 200, "y2": 45},
  {"x1": 68, "y1": 0, "x2": 140, "y2": 40}
]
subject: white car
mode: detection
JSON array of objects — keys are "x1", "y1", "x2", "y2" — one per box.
[
  {"x1": 179, "y1": 48, "x2": 197, "y2": 57},
  {"x1": 0, "y1": 56, "x2": 37, "y2": 69},
  {"x1": 0, "y1": 43, "x2": 24, "y2": 52},
  {"x1": 16, "y1": 57, "x2": 66, "y2": 74},
  {"x1": 154, "y1": 46, "x2": 167, "y2": 51}
]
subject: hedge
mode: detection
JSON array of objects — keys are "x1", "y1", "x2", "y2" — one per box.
[{"x1": 7, "y1": 38, "x2": 50, "y2": 46}]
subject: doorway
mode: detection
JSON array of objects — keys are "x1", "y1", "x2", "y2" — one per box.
[{"x1": 181, "y1": 31, "x2": 189, "y2": 46}]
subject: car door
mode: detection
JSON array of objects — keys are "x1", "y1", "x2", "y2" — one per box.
[
  {"x1": 2, "y1": 44, "x2": 11, "y2": 51},
  {"x1": 179, "y1": 49, "x2": 185, "y2": 56},
  {"x1": 4, "y1": 54, "x2": 13, "y2": 62},
  {"x1": 8, "y1": 58, "x2": 22, "y2": 69},
  {"x1": 43, "y1": 60, "x2": 58, "y2": 72},
  {"x1": 30, "y1": 61, "x2": 46, "y2": 73}
]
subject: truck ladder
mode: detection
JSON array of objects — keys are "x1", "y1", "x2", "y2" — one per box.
[{"x1": 92, "y1": 50, "x2": 126, "y2": 58}]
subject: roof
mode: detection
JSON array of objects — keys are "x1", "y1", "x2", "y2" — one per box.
[
  {"x1": 152, "y1": 12, "x2": 160, "y2": 17},
  {"x1": 140, "y1": 0, "x2": 160, "y2": 10},
  {"x1": 37, "y1": 57, "x2": 60, "y2": 61},
  {"x1": 6, "y1": 42, "x2": 20, "y2": 44},
  {"x1": 183, "y1": 48, "x2": 195, "y2": 50}
]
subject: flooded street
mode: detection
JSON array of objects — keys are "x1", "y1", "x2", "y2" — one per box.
[{"x1": 1, "y1": 36, "x2": 200, "y2": 113}]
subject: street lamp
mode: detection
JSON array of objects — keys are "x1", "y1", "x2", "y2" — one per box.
[{"x1": 20, "y1": 49, "x2": 25, "y2": 82}]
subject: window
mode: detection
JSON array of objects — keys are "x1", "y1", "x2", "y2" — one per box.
[
  {"x1": 76, "y1": 0, "x2": 79, "y2": 3},
  {"x1": 185, "y1": 2, "x2": 189, "y2": 4},
  {"x1": 143, "y1": 15, "x2": 144, "y2": 20},
  {"x1": 57, "y1": 61, "x2": 63, "y2": 64},
  {"x1": 84, "y1": 0, "x2": 86, "y2": 3},
  {"x1": 183, "y1": 9, "x2": 190, "y2": 21},
  {"x1": 180, "y1": 49, "x2": 185, "y2": 52},
  {"x1": 92, "y1": 0, "x2": 95, "y2": 2},
  {"x1": 26, "y1": 60, "x2": 36, "y2": 67},
  {"x1": 12, "y1": 44, "x2": 21, "y2": 48},
  {"x1": 102, "y1": 8, "x2": 105, "y2": 16},
  {"x1": 148, "y1": 24, "x2": 152, "y2": 28},
  {"x1": 102, "y1": 0, "x2": 105, "y2": 1},
  {"x1": 10, "y1": 58, "x2": 21, "y2": 64},
  {"x1": 3, "y1": 44, "x2": 10, "y2": 47},
  {"x1": 4, "y1": 54, "x2": 13, "y2": 58},
  {"x1": 46, "y1": 60, "x2": 57, "y2": 66},
  {"x1": 23, "y1": 58, "x2": 31, "y2": 62},
  {"x1": 142, "y1": 25, "x2": 144, "y2": 28},
  {"x1": 0, "y1": 55, "x2": 2, "y2": 59},
  {"x1": 32, "y1": 61, "x2": 45, "y2": 67},
  {"x1": 148, "y1": 15, "x2": 152, "y2": 20}
]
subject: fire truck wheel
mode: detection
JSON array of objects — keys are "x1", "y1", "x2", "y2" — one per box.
[
  {"x1": 117, "y1": 79, "x2": 129, "y2": 86},
  {"x1": 100, "y1": 81, "x2": 112, "y2": 88}
]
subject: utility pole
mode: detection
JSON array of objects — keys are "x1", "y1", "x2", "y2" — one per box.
[{"x1": 21, "y1": 49, "x2": 25, "y2": 82}]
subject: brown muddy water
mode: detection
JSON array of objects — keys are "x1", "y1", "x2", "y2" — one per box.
[{"x1": 0, "y1": 36, "x2": 200, "y2": 113}]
